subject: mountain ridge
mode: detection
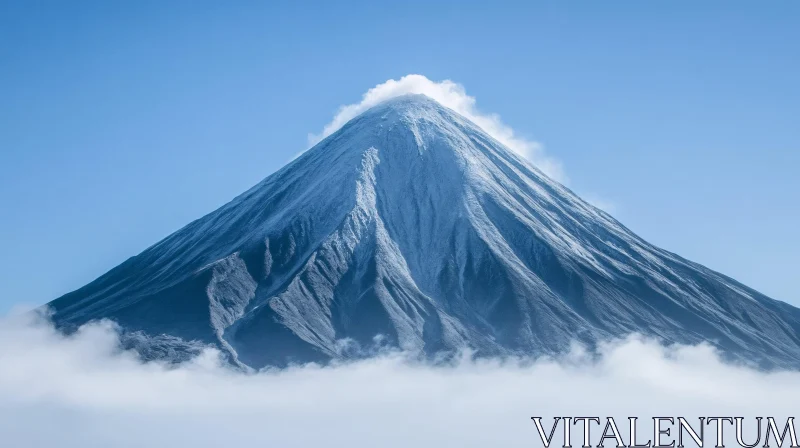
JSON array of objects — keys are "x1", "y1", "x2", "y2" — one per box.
[{"x1": 46, "y1": 94, "x2": 800, "y2": 369}]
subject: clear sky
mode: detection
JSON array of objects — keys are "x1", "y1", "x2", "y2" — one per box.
[{"x1": 1, "y1": 1, "x2": 798, "y2": 312}]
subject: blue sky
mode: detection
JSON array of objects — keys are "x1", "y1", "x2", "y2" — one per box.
[{"x1": 1, "y1": 1, "x2": 798, "y2": 311}]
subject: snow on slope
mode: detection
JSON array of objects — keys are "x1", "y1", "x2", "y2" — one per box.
[{"x1": 46, "y1": 94, "x2": 800, "y2": 369}]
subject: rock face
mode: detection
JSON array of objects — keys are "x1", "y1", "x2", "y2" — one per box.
[{"x1": 46, "y1": 94, "x2": 800, "y2": 369}]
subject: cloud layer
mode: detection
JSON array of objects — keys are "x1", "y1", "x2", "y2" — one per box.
[
  {"x1": 0, "y1": 313, "x2": 796, "y2": 447},
  {"x1": 309, "y1": 74, "x2": 566, "y2": 182}
]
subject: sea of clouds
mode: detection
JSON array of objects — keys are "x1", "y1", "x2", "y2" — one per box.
[{"x1": 0, "y1": 311, "x2": 797, "y2": 447}]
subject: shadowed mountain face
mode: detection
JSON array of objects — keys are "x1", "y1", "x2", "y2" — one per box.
[{"x1": 47, "y1": 95, "x2": 800, "y2": 369}]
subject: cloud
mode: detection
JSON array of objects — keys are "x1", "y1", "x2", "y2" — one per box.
[
  {"x1": 0, "y1": 313, "x2": 796, "y2": 447},
  {"x1": 583, "y1": 193, "x2": 619, "y2": 215},
  {"x1": 309, "y1": 74, "x2": 567, "y2": 182}
]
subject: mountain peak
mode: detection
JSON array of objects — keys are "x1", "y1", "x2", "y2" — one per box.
[
  {"x1": 320, "y1": 92, "x2": 507, "y2": 170},
  {"x1": 356, "y1": 93, "x2": 463, "y2": 131},
  {"x1": 377, "y1": 93, "x2": 441, "y2": 108},
  {"x1": 367, "y1": 93, "x2": 451, "y2": 118}
]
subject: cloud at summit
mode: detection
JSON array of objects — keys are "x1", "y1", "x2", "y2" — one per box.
[{"x1": 309, "y1": 74, "x2": 566, "y2": 183}]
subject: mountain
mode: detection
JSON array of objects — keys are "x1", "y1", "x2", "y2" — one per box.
[{"x1": 45, "y1": 94, "x2": 800, "y2": 369}]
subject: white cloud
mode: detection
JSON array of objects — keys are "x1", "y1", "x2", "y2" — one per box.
[
  {"x1": 0, "y1": 313, "x2": 796, "y2": 447},
  {"x1": 583, "y1": 193, "x2": 619, "y2": 215},
  {"x1": 309, "y1": 74, "x2": 567, "y2": 182}
]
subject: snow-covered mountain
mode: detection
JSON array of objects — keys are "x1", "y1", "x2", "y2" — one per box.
[{"x1": 46, "y1": 94, "x2": 800, "y2": 369}]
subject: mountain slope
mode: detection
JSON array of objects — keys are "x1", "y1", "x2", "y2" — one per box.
[{"x1": 46, "y1": 94, "x2": 800, "y2": 369}]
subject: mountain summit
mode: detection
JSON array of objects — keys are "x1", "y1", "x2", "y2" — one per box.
[{"x1": 47, "y1": 94, "x2": 800, "y2": 369}]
